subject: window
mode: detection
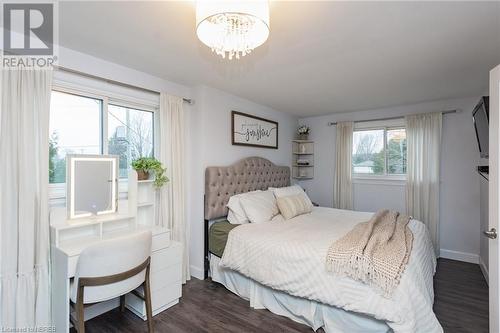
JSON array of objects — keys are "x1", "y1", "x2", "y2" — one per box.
[
  {"x1": 49, "y1": 88, "x2": 157, "y2": 200},
  {"x1": 49, "y1": 91, "x2": 102, "y2": 184},
  {"x1": 352, "y1": 127, "x2": 406, "y2": 176},
  {"x1": 108, "y1": 104, "x2": 154, "y2": 178}
]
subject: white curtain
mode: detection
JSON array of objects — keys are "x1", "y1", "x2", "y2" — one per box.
[
  {"x1": 334, "y1": 121, "x2": 354, "y2": 210},
  {"x1": 158, "y1": 93, "x2": 190, "y2": 283},
  {"x1": 405, "y1": 112, "x2": 442, "y2": 255},
  {"x1": 0, "y1": 69, "x2": 52, "y2": 329}
]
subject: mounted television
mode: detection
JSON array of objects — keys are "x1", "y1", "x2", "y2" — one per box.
[{"x1": 472, "y1": 96, "x2": 489, "y2": 158}]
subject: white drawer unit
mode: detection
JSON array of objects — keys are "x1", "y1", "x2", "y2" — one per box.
[
  {"x1": 126, "y1": 241, "x2": 183, "y2": 320},
  {"x1": 152, "y1": 230, "x2": 171, "y2": 251}
]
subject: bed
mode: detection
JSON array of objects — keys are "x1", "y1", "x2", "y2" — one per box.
[{"x1": 204, "y1": 157, "x2": 442, "y2": 333}]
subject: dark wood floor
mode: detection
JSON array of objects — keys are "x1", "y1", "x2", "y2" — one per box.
[
  {"x1": 434, "y1": 259, "x2": 489, "y2": 332},
  {"x1": 78, "y1": 258, "x2": 488, "y2": 333}
]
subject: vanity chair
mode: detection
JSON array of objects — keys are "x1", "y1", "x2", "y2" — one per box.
[{"x1": 70, "y1": 231, "x2": 154, "y2": 333}]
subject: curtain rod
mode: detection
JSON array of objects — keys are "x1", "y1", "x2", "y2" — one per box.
[
  {"x1": 327, "y1": 109, "x2": 458, "y2": 126},
  {"x1": 55, "y1": 65, "x2": 194, "y2": 105}
]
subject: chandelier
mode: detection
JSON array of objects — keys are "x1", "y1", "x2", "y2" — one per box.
[{"x1": 196, "y1": 0, "x2": 270, "y2": 60}]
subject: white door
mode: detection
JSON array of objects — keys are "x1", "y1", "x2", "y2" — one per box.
[{"x1": 489, "y1": 64, "x2": 500, "y2": 332}]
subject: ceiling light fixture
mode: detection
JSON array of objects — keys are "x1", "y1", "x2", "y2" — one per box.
[{"x1": 196, "y1": 0, "x2": 270, "y2": 60}]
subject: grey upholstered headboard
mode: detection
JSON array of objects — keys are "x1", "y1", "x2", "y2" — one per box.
[{"x1": 204, "y1": 157, "x2": 290, "y2": 220}]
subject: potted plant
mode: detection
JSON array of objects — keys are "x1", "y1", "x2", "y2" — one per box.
[
  {"x1": 297, "y1": 125, "x2": 310, "y2": 140},
  {"x1": 131, "y1": 157, "x2": 169, "y2": 188}
]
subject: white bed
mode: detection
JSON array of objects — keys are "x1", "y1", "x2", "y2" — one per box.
[
  {"x1": 204, "y1": 158, "x2": 441, "y2": 333},
  {"x1": 213, "y1": 207, "x2": 442, "y2": 333}
]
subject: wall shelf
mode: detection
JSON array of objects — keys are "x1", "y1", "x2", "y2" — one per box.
[{"x1": 292, "y1": 140, "x2": 314, "y2": 180}]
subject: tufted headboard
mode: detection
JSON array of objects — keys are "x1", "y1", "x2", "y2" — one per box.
[{"x1": 204, "y1": 157, "x2": 290, "y2": 220}]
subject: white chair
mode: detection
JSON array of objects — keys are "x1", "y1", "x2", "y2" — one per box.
[{"x1": 69, "y1": 231, "x2": 153, "y2": 333}]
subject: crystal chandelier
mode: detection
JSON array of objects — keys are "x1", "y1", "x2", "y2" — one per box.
[{"x1": 196, "y1": 0, "x2": 270, "y2": 60}]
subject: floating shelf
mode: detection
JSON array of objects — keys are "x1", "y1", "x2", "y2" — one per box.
[
  {"x1": 292, "y1": 140, "x2": 314, "y2": 143},
  {"x1": 137, "y1": 201, "x2": 155, "y2": 207}
]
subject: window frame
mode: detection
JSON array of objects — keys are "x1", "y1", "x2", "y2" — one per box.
[
  {"x1": 352, "y1": 121, "x2": 407, "y2": 182},
  {"x1": 49, "y1": 84, "x2": 159, "y2": 203}
]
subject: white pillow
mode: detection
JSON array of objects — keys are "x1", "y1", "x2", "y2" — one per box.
[
  {"x1": 271, "y1": 185, "x2": 313, "y2": 207},
  {"x1": 240, "y1": 190, "x2": 279, "y2": 223},
  {"x1": 227, "y1": 209, "x2": 244, "y2": 225},
  {"x1": 226, "y1": 190, "x2": 261, "y2": 224}
]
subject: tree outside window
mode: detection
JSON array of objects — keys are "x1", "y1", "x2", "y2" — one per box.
[{"x1": 352, "y1": 128, "x2": 406, "y2": 175}]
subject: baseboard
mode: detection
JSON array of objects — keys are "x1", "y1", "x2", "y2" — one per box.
[
  {"x1": 479, "y1": 256, "x2": 489, "y2": 285},
  {"x1": 439, "y1": 249, "x2": 479, "y2": 264},
  {"x1": 190, "y1": 265, "x2": 204, "y2": 280}
]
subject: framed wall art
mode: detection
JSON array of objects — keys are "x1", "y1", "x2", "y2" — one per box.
[{"x1": 231, "y1": 111, "x2": 278, "y2": 149}]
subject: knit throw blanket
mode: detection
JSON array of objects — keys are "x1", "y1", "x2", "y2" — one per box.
[{"x1": 326, "y1": 209, "x2": 413, "y2": 296}]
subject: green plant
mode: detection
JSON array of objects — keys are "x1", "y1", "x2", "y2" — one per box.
[{"x1": 131, "y1": 157, "x2": 169, "y2": 188}]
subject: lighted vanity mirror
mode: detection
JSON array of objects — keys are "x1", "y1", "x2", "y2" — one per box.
[{"x1": 67, "y1": 154, "x2": 119, "y2": 219}]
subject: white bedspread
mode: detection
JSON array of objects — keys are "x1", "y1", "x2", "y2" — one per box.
[{"x1": 220, "y1": 207, "x2": 442, "y2": 333}]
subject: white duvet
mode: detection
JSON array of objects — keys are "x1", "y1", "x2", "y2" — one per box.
[{"x1": 220, "y1": 207, "x2": 442, "y2": 333}]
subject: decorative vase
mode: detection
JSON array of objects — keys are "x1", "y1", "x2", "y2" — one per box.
[
  {"x1": 299, "y1": 133, "x2": 309, "y2": 140},
  {"x1": 137, "y1": 170, "x2": 150, "y2": 180}
]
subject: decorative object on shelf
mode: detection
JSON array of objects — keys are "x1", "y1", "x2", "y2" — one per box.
[
  {"x1": 131, "y1": 157, "x2": 169, "y2": 188},
  {"x1": 297, "y1": 159, "x2": 310, "y2": 166},
  {"x1": 196, "y1": 0, "x2": 270, "y2": 60},
  {"x1": 232, "y1": 111, "x2": 278, "y2": 149},
  {"x1": 297, "y1": 125, "x2": 310, "y2": 140}
]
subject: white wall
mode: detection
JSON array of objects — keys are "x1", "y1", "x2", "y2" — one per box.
[
  {"x1": 58, "y1": 46, "x2": 191, "y2": 99},
  {"x1": 187, "y1": 85, "x2": 298, "y2": 278},
  {"x1": 299, "y1": 97, "x2": 483, "y2": 263}
]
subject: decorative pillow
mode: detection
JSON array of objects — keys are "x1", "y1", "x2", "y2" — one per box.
[
  {"x1": 276, "y1": 193, "x2": 313, "y2": 220},
  {"x1": 226, "y1": 190, "x2": 261, "y2": 224},
  {"x1": 240, "y1": 190, "x2": 279, "y2": 223},
  {"x1": 271, "y1": 185, "x2": 313, "y2": 207}
]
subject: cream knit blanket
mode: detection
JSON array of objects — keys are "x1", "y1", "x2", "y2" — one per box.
[{"x1": 326, "y1": 209, "x2": 413, "y2": 296}]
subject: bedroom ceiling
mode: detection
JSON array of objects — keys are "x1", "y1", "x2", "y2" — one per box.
[{"x1": 59, "y1": 1, "x2": 500, "y2": 117}]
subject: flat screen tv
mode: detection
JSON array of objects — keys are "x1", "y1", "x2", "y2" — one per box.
[{"x1": 472, "y1": 96, "x2": 489, "y2": 158}]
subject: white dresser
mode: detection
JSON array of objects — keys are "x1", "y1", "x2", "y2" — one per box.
[
  {"x1": 50, "y1": 171, "x2": 182, "y2": 331},
  {"x1": 126, "y1": 241, "x2": 182, "y2": 318}
]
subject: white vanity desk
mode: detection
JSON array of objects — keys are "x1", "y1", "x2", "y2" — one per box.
[{"x1": 50, "y1": 166, "x2": 182, "y2": 332}]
